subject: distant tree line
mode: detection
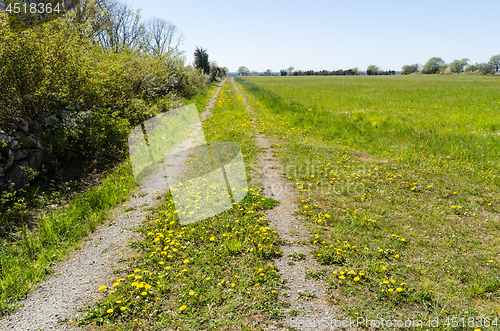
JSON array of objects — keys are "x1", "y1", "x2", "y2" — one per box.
[
  {"x1": 402, "y1": 54, "x2": 500, "y2": 75},
  {"x1": 366, "y1": 65, "x2": 395, "y2": 75},
  {"x1": 279, "y1": 68, "x2": 360, "y2": 76},
  {"x1": 236, "y1": 53, "x2": 500, "y2": 77}
]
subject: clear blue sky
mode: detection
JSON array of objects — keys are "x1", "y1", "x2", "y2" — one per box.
[{"x1": 127, "y1": 0, "x2": 500, "y2": 72}]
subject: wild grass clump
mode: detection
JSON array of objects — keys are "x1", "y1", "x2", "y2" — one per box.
[{"x1": 0, "y1": 162, "x2": 136, "y2": 315}]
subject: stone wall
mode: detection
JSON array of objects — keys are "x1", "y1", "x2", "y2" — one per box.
[{"x1": 0, "y1": 118, "x2": 43, "y2": 192}]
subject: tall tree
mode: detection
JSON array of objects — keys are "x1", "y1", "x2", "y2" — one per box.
[
  {"x1": 209, "y1": 61, "x2": 220, "y2": 82},
  {"x1": 237, "y1": 66, "x2": 250, "y2": 76},
  {"x1": 478, "y1": 63, "x2": 494, "y2": 75},
  {"x1": 94, "y1": 1, "x2": 147, "y2": 52},
  {"x1": 367, "y1": 65, "x2": 380, "y2": 75},
  {"x1": 146, "y1": 17, "x2": 184, "y2": 56},
  {"x1": 401, "y1": 64, "x2": 420, "y2": 75},
  {"x1": 422, "y1": 57, "x2": 445, "y2": 74},
  {"x1": 488, "y1": 54, "x2": 500, "y2": 72},
  {"x1": 287, "y1": 67, "x2": 294, "y2": 75},
  {"x1": 193, "y1": 46, "x2": 210, "y2": 74},
  {"x1": 449, "y1": 58, "x2": 470, "y2": 73}
]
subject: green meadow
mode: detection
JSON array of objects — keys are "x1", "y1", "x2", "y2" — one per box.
[{"x1": 237, "y1": 75, "x2": 500, "y2": 325}]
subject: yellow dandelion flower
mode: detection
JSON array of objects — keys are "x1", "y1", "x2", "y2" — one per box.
[
  {"x1": 189, "y1": 291, "x2": 195, "y2": 296},
  {"x1": 107, "y1": 308, "x2": 114, "y2": 314},
  {"x1": 179, "y1": 305, "x2": 187, "y2": 312},
  {"x1": 120, "y1": 307, "x2": 126, "y2": 311},
  {"x1": 98, "y1": 285, "x2": 106, "y2": 291},
  {"x1": 354, "y1": 277, "x2": 360, "y2": 281}
]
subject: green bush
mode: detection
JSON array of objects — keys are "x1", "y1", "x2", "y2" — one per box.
[
  {"x1": 39, "y1": 107, "x2": 130, "y2": 167},
  {"x1": 0, "y1": 13, "x2": 92, "y2": 119},
  {"x1": 0, "y1": 13, "x2": 208, "y2": 122},
  {"x1": 0, "y1": 12, "x2": 209, "y2": 167}
]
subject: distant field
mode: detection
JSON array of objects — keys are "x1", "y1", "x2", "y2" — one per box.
[{"x1": 238, "y1": 75, "x2": 500, "y2": 324}]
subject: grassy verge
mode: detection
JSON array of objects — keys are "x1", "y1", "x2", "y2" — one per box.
[
  {"x1": 81, "y1": 81, "x2": 287, "y2": 330},
  {"x1": 237, "y1": 76, "x2": 500, "y2": 327},
  {"x1": 0, "y1": 162, "x2": 136, "y2": 315}
]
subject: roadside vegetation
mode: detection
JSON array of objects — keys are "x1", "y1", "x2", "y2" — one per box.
[
  {"x1": 0, "y1": 0, "x2": 226, "y2": 316},
  {"x1": 237, "y1": 75, "x2": 500, "y2": 327}
]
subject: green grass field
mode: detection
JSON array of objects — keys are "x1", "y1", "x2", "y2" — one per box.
[{"x1": 237, "y1": 75, "x2": 500, "y2": 325}]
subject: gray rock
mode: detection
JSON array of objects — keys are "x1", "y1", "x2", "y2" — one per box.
[
  {"x1": 0, "y1": 150, "x2": 42, "y2": 191},
  {"x1": 32, "y1": 135, "x2": 42, "y2": 149},
  {"x1": 10, "y1": 132, "x2": 21, "y2": 149},
  {"x1": 41, "y1": 115, "x2": 59, "y2": 125},
  {"x1": 9, "y1": 118, "x2": 28, "y2": 132},
  {"x1": 20, "y1": 135, "x2": 36, "y2": 149},
  {"x1": 0, "y1": 149, "x2": 14, "y2": 170},
  {"x1": 14, "y1": 149, "x2": 29, "y2": 161},
  {"x1": 28, "y1": 120, "x2": 42, "y2": 133},
  {"x1": 0, "y1": 131, "x2": 12, "y2": 148}
]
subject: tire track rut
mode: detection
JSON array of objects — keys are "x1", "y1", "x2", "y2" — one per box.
[{"x1": 231, "y1": 78, "x2": 342, "y2": 330}]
